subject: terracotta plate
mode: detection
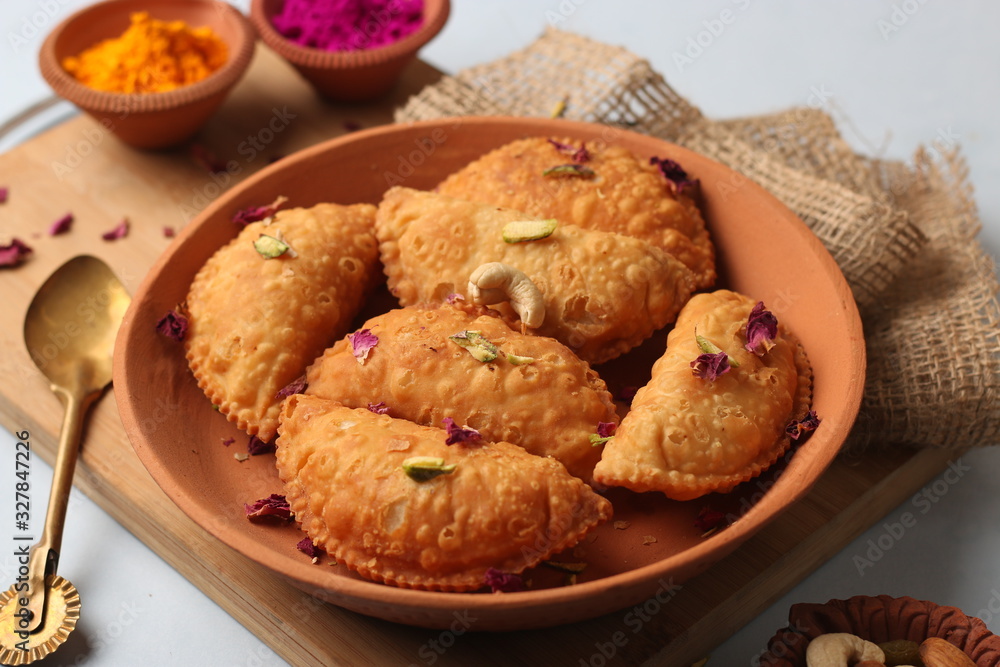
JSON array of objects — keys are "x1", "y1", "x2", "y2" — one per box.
[{"x1": 113, "y1": 117, "x2": 865, "y2": 630}]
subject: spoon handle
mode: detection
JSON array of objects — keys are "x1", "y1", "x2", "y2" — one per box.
[{"x1": 23, "y1": 386, "x2": 91, "y2": 633}]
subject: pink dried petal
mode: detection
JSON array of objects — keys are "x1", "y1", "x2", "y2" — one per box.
[
  {"x1": 343, "y1": 120, "x2": 361, "y2": 132},
  {"x1": 596, "y1": 421, "x2": 616, "y2": 438},
  {"x1": 745, "y1": 302, "x2": 778, "y2": 356},
  {"x1": 694, "y1": 507, "x2": 728, "y2": 534},
  {"x1": 48, "y1": 212, "x2": 73, "y2": 236},
  {"x1": 547, "y1": 139, "x2": 590, "y2": 163},
  {"x1": 650, "y1": 156, "x2": 699, "y2": 194},
  {"x1": 155, "y1": 310, "x2": 188, "y2": 342},
  {"x1": 348, "y1": 328, "x2": 379, "y2": 364},
  {"x1": 275, "y1": 375, "x2": 307, "y2": 399},
  {"x1": 786, "y1": 411, "x2": 821, "y2": 441},
  {"x1": 190, "y1": 143, "x2": 227, "y2": 173},
  {"x1": 248, "y1": 435, "x2": 275, "y2": 456},
  {"x1": 221, "y1": 437, "x2": 235, "y2": 447},
  {"x1": 367, "y1": 401, "x2": 390, "y2": 415},
  {"x1": 296, "y1": 537, "x2": 321, "y2": 559},
  {"x1": 442, "y1": 417, "x2": 482, "y2": 445},
  {"x1": 232, "y1": 195, "x2": 289, "y2": 226},
  {"x1": 445, "y1": 292, "x2": 465, "y2": 304},
  {"x1": 244, "y1": 494, "x2": 292, "y2": 522},
  {"x1": 484, "y1": 568, "x2": 524, "y2": 593},
  {"x1": 0, "y1": 187, "x2": 8, "y2": 203},
  {"x1": 690, "y1": 352, "x2": 731, "y2": 381},
  {"x1": 101, "y1": 218, "x2": 129, "y2": 241},
  {"x1": 163, "y1": 226, "x2": 176, "y2": 238},
  {"x1": 0, "y1": 238, "x2": 32, "y2": 268}
]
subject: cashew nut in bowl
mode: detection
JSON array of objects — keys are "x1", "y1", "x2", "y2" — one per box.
[
  {"x1": 468, "y1": 262, "x2": 545, "y2": 333},
  {"x1": 805, "y1": 633, "x2": 885, "y2": 666}
]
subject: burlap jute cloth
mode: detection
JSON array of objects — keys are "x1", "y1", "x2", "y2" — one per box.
[{"x1": 396, "y1": 29, "x2": 999, "y2": 453}]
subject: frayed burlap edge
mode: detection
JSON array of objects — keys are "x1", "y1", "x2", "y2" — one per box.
[{"x1": 395, "y1": 28, "x2": 999, "y2": 451}]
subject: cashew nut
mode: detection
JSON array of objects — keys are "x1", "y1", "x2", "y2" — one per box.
[
  {"x1": 805, "y1": 633, "x2": 884, "y2": 667},
  {"x1": 467, "y1": 262, "x2": 545, "y2": 331}
]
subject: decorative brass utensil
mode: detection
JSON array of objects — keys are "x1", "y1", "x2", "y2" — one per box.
[{"x1": 0, "y1": 256, "x2": 130, "y2": 665}]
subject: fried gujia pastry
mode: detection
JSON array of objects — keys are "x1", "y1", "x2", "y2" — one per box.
[
  {"x1": 185, "y1": 202, "x2": 379, "y2": 441},
  {"x1": 593, "y1": 290, "x2": 813, "y2": 501},
  {"x1": 305, "y1": 302, "x2": 617, "y2": 481},
  {"x1": 436, "y1": 136, "x2": 716, "y2": 288},
  {"x1": 375, "y1": 186, "x2": 696, "y2": 364},
  {"x1": 276, "y1": 395, "x2": 613, "y2": 591}
]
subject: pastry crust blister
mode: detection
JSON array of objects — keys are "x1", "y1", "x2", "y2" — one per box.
[
  {"x1": 276, "y1": 395, "x2": 612, "y2": 591},
  {"x1": 593, "y1": 290, "x2": 813, "y2": 501},
  {"x1": 185, "y1": 203, "x2": 380, "y2": 442},
  {"x1": 305, "y1": 302, "x2": 617, "y2": 482},
  {"x1": 374, "y1": 186, "x2": 696, "y2": 364},
  {"x1": 435, "y1": 136, "x2": 716, "y2": 288}
]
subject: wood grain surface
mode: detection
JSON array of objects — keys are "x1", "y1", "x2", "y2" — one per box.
[{"x1": 0, "y1": 45, "x2": 955, "y2": 666}]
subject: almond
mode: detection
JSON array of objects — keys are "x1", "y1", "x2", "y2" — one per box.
[{"x1": 919, "y1": 637, "x2": 976, "y2": 667}]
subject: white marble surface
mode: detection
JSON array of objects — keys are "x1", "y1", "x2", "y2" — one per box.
[{"x1": 2, "y1": 1, "x2": 998, "y2": 665}]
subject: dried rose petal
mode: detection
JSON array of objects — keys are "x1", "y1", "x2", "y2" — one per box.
[
  {"x1": 343, "y1": 120, "x2": 361, "y2": 132},
  {"x1": 0, "y1": 238, "x2": 32, "y2": 268},
  {"x1": 155, "y1": 310, "x2": 188, "y2": 342},
  {"x1": 232, "y1": 195, "x2": 289, "y2": 226},
  {"x1": 547, "y1": 139, "x2": 591, "y2": 163},
  {"x1": 590, "y1": 421, "x2": 617, "y2": 446},
  {"x1": 101, "y1": 218, "x2": 129, "y2": 241},
  {"x1": 691, "y1": 352, "x2": 731, "y2": 380},
  {"x1": 0, "y1": 187, "x2": 8, "y2": 203},
  {"x1": 694, "y1": 507, "x2": 728, "y2": 534},
  {"x1": 296, "y1": 536, "x2": 321, "y2": 559},
  {"x1": 190, "y1": 143, "x2": 227, "y2": 173},
  {"x1": 48, "y1": 212, "x2": 73, "y2": 236},
  {"x1": 442, "y1": 417, "x2": 482, "y2": 445},
  {"x1": 445, "y1": 293, "x2": 465, "y2": 304},
  {"x1": 244, "y1": 494, "x2": 292, "y2": 522},
  {"x1": 650, "y1": 156, "x2": 699, "y2": 194},
  {"x1": 745, "y1": 302, "x2": 778, "y2": 356},
  {"x1": 543, "y1": 164, "x2": 596, "y2": 179},
  {"x1": 786, "y1": 410, "x2": 821, "y2": 441},
  {"x1": 618, "y1": 385, "x2": 639, "y2": 404},
  {"x1": 163, "y1": 226, "x2": 176, "y2": 238},
  {"x1": 367, "y1": 401, "x2": 390, "y2": 415},
  {"x1": 484, "y1": 568, "x2": 524, "y2": 593},
  {"x1": 248, "y1": 435, "x2": 275, "y2": 456},
  {"x1": 348, "y1": 328, "x2": 379, "y2": 365},
  {"x1": 275, "y1": 375, "x2": 307, "y2": 400}
]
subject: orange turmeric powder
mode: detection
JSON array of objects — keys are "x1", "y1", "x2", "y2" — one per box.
[{"x1": 62, "y1": 12, "x2": 227, "y2": 94}]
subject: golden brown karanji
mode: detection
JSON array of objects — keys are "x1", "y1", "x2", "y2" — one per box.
[
  {"x1": 593, "y1": 290, "x2": 813, "y2": 501},
  {"x1": 185, "y1": 202, "x2": 380, "y2": 442},
  {"x1": 375, "y1": 186, "x2": 696, "y2": 365},
  {"x1": 436, "y1": 136, "x2": 716, "y2": 289},
  {"x1": 305, "y1": 302, "x2": 617, "y2": 482},
  {"x1": 276, "y1": 395, "x2": 612, "y2": 591}
]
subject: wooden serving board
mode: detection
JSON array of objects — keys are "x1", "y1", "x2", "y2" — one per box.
[{"x1": 0, "y1": 45, "x2": 957, "y2": 666}]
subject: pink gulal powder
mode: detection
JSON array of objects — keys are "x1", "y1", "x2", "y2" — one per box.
[{"x1": 272, "y1": 0, "x2": 424, "y2": 52}]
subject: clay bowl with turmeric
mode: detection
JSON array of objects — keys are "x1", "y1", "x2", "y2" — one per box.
[
  {"x1": 39, "y1": 0, "x2": 255, "y2": 149},
  {"x1": 114, "y1": 117, "x2": 865, "y2": 631},
  {"x1": 249, "y1": 0, "x2": 449, "y2": 102}
]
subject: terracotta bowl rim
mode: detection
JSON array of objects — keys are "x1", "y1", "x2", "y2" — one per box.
[
  {"x1": 114, "y1": 116, "x2": 865, "y2": 626},
  {"x1": 38, "y1": 0, "x2": 256, "y2": 114},
  {"x1": 248, "y1": 0, "x2": 450, "y2": 70}
]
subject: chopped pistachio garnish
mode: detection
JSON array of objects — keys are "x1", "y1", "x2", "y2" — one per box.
[
  {"x1": 543, "y1": 164, "x2": 596, "y2": 179},
  {"x1": 590, "y1": 433, "x2": 614, "y2": 447},
  {"x1": 449, "y1": 330, "x2": 500, "y2": 362},
  {"x1": 253, "y1": 233, "x2": 290, "y2": 258},
  {"x1": 502, "y1": 218, "x2": 558, "y2": 243},
  {"x1": 402, "y1": 456, "x2": 456, "y2": 482},
  {"x1": 505, "y1": 351, "x2": 536, "y2": 365}
]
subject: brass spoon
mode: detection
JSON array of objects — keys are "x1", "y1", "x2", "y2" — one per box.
[{"x1": 0, "y1": 256, "x2": 130, "y2": 664}]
